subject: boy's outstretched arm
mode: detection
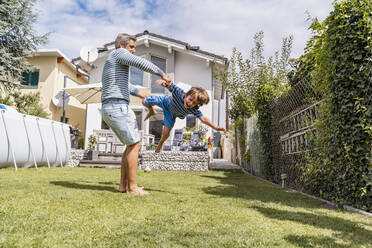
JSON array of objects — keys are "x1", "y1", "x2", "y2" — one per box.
[{"x1": 199, "y1": 116, "x2": 226, "y2": 132}]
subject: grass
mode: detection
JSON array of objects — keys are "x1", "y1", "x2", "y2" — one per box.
[{"x1": 0, "y1": 167, "x2": 371, "y2": 248}]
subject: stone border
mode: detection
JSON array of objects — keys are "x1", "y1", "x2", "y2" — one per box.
[
  {"x1": 67, "y1": 149, "x2": 85, "y2": 167},
  {"x1": 140, "y1": 151, "x2": 209, "y2": 171}
]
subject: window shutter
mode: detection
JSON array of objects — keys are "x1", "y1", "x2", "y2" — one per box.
[
  {"x1": 21, "y1": 71, "x2": 29, "y2": 86},
  {"x1": 31, "y1": 71, "x2": 39, "y2": 87}
]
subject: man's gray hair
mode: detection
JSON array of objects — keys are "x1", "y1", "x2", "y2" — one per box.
[{"x1": 115, "y1": 34, "x2": 136, "y2": 49}]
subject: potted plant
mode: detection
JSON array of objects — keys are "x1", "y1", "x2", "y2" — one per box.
[{"x1": 86, "y1": 134, "x2": 98, "y2": 160}]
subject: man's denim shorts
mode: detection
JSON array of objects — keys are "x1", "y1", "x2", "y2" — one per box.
[{"x1": 101, "y1": 98, "x2": 140, "y2": 146}]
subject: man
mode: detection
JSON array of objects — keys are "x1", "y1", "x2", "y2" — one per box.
[{"x1": 101, "y1": 34, "x2": 171, "y2": 195}]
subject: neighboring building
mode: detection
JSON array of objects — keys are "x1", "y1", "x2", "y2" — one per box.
[
  {"x1": 20, "y1": 49, "x2": 88, "y2": 138},
  {"x1": 72, "y1": 31, "x2": 227, "y2": 149}
]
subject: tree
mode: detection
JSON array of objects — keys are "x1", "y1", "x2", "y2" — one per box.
[
  {"x1": 215, "y1": 32, "x2": 293, "y2": 121},
  {"x1": 215, "y1": 31, "x2": 293, "y2": 178},
  {"x1": 0, "y1": 0, "x2": 47, "y2": 88},
  {"x1": 0, "y1": 0, "x2": 49, "y2": 117}
]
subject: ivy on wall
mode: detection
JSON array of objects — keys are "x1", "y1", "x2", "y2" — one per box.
[
  {"x1": 217, "y1": 0, "x2": 371, "y2": 212},
  {"x1": 302, "y1": 0, "x2": 372, "y2": 211}
]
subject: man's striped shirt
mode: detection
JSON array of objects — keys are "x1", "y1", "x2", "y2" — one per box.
[
  {"x1": 167, "y1": 83, "x2": 203, "y2": 119},
  {"x1": 101, "y1": 48, "x2": 164, "y2": 102}
]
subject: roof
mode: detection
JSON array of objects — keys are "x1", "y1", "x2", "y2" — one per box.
[
  {"x1": 35, "y1": 49, "x2": 73, "y2": 67},
  {"x1": 35, "y1": 49, "x2": 88, "y2": 78},
  {"x1": 72, "y1": 30, "x2": 228, "y2": 65},
  {"x1": 106, "y1": 31, "x2": 226, "y2": 62}
]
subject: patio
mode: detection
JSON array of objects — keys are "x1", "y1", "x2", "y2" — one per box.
[{"x1": 78, "y1": 128, "x2": 224, "y2": 171}]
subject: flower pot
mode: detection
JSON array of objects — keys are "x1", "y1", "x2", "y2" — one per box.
[{"x1": 87, "y1": 150, "x2": 99, "y2": 160}]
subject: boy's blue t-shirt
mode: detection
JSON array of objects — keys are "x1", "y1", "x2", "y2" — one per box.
[
  {"x1": 166, "y1": 84, "x2": 203, "y2": 119},
  {"x1": 144, "y1": 83, "x2": 203, "y2": 129}
]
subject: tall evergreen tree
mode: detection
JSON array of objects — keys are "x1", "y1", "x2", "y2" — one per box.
[
  {"x1": 0, "y1": 0, "x2": 48, "y2": 117},
  {"x1": 0, "y1": 0, "x2": 47, "y2": 88}
]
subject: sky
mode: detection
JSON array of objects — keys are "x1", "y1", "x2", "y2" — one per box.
[{"x1": 34, "y1": 0, "x2": 333, "y2": 61}]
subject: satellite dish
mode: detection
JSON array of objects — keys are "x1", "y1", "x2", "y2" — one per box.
[
  {"x1": 80, "y1": 46, "x2": 98, "y2": 63},
  {"x1": 52, "y1": 91, "x2": 70, "y2": 108}
]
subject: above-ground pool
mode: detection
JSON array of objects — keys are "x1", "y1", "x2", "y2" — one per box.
[{"x1": 0, "y1": 104, "x2": 71, "y2": 170}]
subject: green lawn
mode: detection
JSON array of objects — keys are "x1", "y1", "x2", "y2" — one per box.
[{"x1": 0, "y1": 167, "x2": 371, "y2": 248}]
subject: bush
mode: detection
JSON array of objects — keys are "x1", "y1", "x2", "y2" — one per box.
[{"x1": 0, "y1": 91, "x2": 48, "y2": 118}]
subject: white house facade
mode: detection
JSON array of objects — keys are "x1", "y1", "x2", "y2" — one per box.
[{"x1": 72, "y1": 31, "x2": 227, "y2": 149}]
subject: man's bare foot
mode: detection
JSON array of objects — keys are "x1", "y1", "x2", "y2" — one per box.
[
  {"x1": 118, "y1": 186, "x2": 144, "y2": 193},
  {"x1": 118, "y1": 186, "x2": 126, "y2": 193},
  {"x1": 155, "y1": 146, "x2": 162, "y2": 153},
  {"x1": 126, "y1": 187, "x2": 150, "y2": 195},
  {"x1": 144, "y1": 108, "x2": 157, "y2": 121}
]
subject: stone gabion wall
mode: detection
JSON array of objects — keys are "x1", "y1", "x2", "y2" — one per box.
[
  {"x1": 67, "y1": 149, "x2": 85, "y2": 167},
  {"x1": 140, "y1": 151, "x2": 210, "y2": 171}
]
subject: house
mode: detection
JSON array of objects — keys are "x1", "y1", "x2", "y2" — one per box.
[
  {"x1": 72, "y1": 31, "x2": 227, "y2": 149},
  {"x1": 20, "y1": 49, "x2": 89, "y2": 139}
]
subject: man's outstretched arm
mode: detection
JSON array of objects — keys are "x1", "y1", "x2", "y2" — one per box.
[{"x1": 116, "y1": 50, "x2": 171, "y2": 83}]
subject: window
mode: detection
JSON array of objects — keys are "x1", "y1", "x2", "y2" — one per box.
[
  {"x1": 186, "y1": 115, "x2": 196, "y2": 128},
  {"x1": 21, "y1": 71, "x2": 39, "y2": 87},
  {"x1": 149, "y1": 120, "x2": 163, "y2": 143},
  {"x1": 129, "y1": 66, "x2": 144, "y2": 86},
  {"x1": 151, "y1": 56, "x2": 166, "y2": 94}
]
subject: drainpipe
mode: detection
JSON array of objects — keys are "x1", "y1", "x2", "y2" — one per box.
[
  {"x1": 226, "y1": 90, "x2": 229, "y2": 130},
  {"x1": 224, "y1": 58, "x2": 229, "y2": 131},
  {"x1": 211, "y1": 63, "x2": 214, "y2": 136},
  {"x1": 62, "y1": 76, "x2": 67, "y2": 123},
  {"x1": 218, "y1": 99, "x2": 220, "y2": 126}
]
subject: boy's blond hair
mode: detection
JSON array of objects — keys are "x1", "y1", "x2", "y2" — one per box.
[{"x1": 185, "y1": 87, "x2": 210, "y2": 106}]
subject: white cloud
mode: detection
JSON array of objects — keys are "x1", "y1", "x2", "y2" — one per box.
[{"x1": 34, "y1": 0, "x2": 333, "y2": 60}]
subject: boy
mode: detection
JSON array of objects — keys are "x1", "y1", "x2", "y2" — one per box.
[{"x1": 143, "y1": 80, "x2": 226, "y2": 153}]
